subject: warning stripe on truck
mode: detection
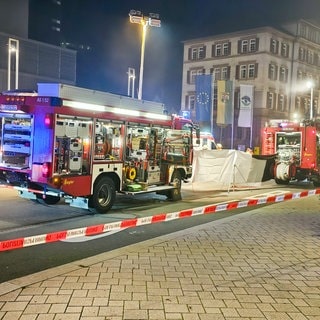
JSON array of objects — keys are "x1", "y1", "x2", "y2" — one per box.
[{"x1": 0, "y1": 188, "x2": 319, "y2": 252}]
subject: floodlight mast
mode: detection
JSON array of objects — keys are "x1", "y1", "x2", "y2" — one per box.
[{"x1": 129, "y1": 10, "x2": 161, "y2": 100}]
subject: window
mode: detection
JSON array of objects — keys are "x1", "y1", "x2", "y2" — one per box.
[
  {"x1": 189, "y1": 46, "x2": 206, "y2": 60},
  {"x1": 248, "y1": 64, "x2": 255, "y2": 78},
  {"x1": 270, "y1": 39, "x2": 278, "y2": 54},
  {"x1": 211, "y1": 65, "x2": 229, "y2": 80},
  {"x1": 307, "y1": 50, "x2": 314, "y2": 64},
  {"x1": 198, "y1": 46, "x2": 205, "y2": 59},
  {"x1": 215, "y1": 44, "x2": 222, "y2": 56},
  {"x1": 295, "y1": 96, "x2": 301, "y2": 112},
  {"x1": 300, "y1": 24, "x2": 307, "y2": 38},
  {"x1": 189, "y1": 69, "x2": 203, "y2": 84},
  {"x1": 299, "y1": 47, "x2": 306, "y2": 61},
  {"x1": 249, "y1": 39, "x2": 256, "y2": 52},
  {"x1": 303, "y1": 97, "x2": 309, "y2": 113},
  {"x1": 267, "y1": 92, "x2": 274, "y2": 109},
  {"x1": 315, "y1": 99, "x2": 319, "y2": 116},
  {"x1": 268, "y1": 64, "x2": 277, "y2": 80},
  {"x1": 239, "y1": 38, "x2": 258, "y2": 54},
  {"x1": 188, "y1": 95, "x2": 195, "y2": 110},
  {"x1": 278, "y1": 94, "x2": 285, "y2": 111},
  {"x1": 213, "y1": 42, "x2": 230, "y2": 57},
  {"x1": 280, "y1": 43, "x2": 289, "y2": 57},
  {"x1": 240, "y1": 65, "x2": 247, "y2": 79},
  {"x1": 221, "y1": 67, "x2": 228, "y2": 80},
  {"x1": 241, "y1": 40, "x2": 248, "y2": 53},
  {"x1": 236, "y1": 63, "x2": 258, "y2": 80},
  {"x1": 279, "y1": 66, "x2": 288, "y2": 82},
  {"x1": 214, "y1": 68, "x2": 221, "y2": 80},
  {"x1": 223, "y1": 43, "x2": 229, "y2": 55}
]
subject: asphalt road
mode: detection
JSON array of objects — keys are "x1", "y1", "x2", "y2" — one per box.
[{"x1": 0, "y1": 180, "x2": 316, "y2": 283}]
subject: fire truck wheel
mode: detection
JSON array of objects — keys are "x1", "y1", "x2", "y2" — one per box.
[
  {"x1": 36, "y1": 194, "x2": 61, "y2": 205},
  {"x1": 167, "y1": 170, "x2": 182, "y2": 201},
  {"x1": 313, "y1": 181, "x2": 320, "y2": 187},
  {"x1": 274, "y1": 178, "x2": 289, "y2": 185},
  {"x1": 89, "y1": 176, "x2": 116, "y2": 214}
]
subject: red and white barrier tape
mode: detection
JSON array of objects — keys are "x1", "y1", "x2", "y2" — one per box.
[{"x1": 1, "y1": 188, "x2": 319, "y2": 252}]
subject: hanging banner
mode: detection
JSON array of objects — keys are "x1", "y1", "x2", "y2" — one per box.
[
  {"x1": 195, "y1": 74, "x2": 213, "y2": 121},
  {"x1": 217, "y1": 80, "x2": 233, "y2": 125},
  {"x1": 238, "y1": 84, "x2": 254, "y2": 128}
]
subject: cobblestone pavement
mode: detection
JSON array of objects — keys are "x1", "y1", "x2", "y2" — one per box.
[{"x1": 0, "y1": 195, "x2": 320, "y2": 319}]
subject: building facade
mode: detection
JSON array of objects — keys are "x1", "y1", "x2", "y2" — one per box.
[{"x1": 181, "y1": 20, "x2": 320, "y2": 151}]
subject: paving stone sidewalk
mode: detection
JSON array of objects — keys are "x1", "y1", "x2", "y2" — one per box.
[{"x1": 0, "y1": 195, "x2": 320, "y2": 319}]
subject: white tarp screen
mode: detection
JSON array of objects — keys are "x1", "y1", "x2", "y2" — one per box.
[{"x1": 189, "y1": 149, "x2": 267, "y2": 191}]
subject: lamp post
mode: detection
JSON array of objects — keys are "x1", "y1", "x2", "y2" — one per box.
[
  {"x1": 7, "y1": 38, "x2": 19, "y2": 90},
  {"x1": 129, "y1": 10, "x2": 161, "y2": 100},
  {"x1": 306, "y1": 80, "x2": 314, "y2": 120}
]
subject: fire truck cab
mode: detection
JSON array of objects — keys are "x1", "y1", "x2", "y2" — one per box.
[
  {"x1": 0, "y1": 83, "x2": 197, "y2": 213},
  {"x1": 261, "y1": 119, "x2": 320, "y2": 186}
]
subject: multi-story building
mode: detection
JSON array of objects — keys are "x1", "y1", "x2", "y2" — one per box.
[
  {"x1": 181, "y1": 19, "x2": 320, "y2": 151},
  {"x1": 0, "y1": 32, "x2": 76, "y2": 91},
  {"x1": 0, "y1": 0, "x2": 77, "y2": 92}
]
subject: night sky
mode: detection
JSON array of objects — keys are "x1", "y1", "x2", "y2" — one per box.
[{"x1": 61, "y1": 0, "x2": 320, "y2": 113}]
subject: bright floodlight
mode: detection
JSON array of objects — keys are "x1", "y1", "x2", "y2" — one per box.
[{"x1": 128, "y1": 10, "x2": 161, "y2": 100}]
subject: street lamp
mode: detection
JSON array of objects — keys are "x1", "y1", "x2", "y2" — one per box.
[
  {"x1": 7, "y1": 38, "x2": 19, "y2": 90},
  {"x1": 306, "y1": 80, "x2": 314, "y2": 120},
  {"x1": 127, "y1": 67, "x2": 136, "y2": 98},
  {"x1": 129, "y1": 10, "x2": 161, "y2": 100}
]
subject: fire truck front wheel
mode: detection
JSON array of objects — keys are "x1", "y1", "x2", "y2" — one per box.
[
  {"x1": 89, "y1": 176, "x2": 116, "y2": 214},
  {"x1": 168, "y1": 170, "x2": 182, "y2": 201}
]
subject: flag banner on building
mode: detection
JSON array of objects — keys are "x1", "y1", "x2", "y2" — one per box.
[
  {"x1": 238, "y1": 84, "x2": 254, "y2": 127},
  {"x1": 195, "y1": 74, "x2": 213, "y2": 121},
  {"x1": 217, "y1": 80, "x2": 233, "y2": 125}
]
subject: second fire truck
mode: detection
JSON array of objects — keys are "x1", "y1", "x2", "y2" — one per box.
[
  {"x1": 261, "y1": 119, "x2": 320, "y2": 186},
  {"x1": 0, "y1": 83, "x2": 198, "y2": 213}
]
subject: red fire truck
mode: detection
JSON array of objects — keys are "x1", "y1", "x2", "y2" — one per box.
[
  {"x1": 261, "y1": 119, "x2": 320, "y2": 186},
  {"x1": 0, "y1": 83, "x2": 198, "y2": 213}
]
